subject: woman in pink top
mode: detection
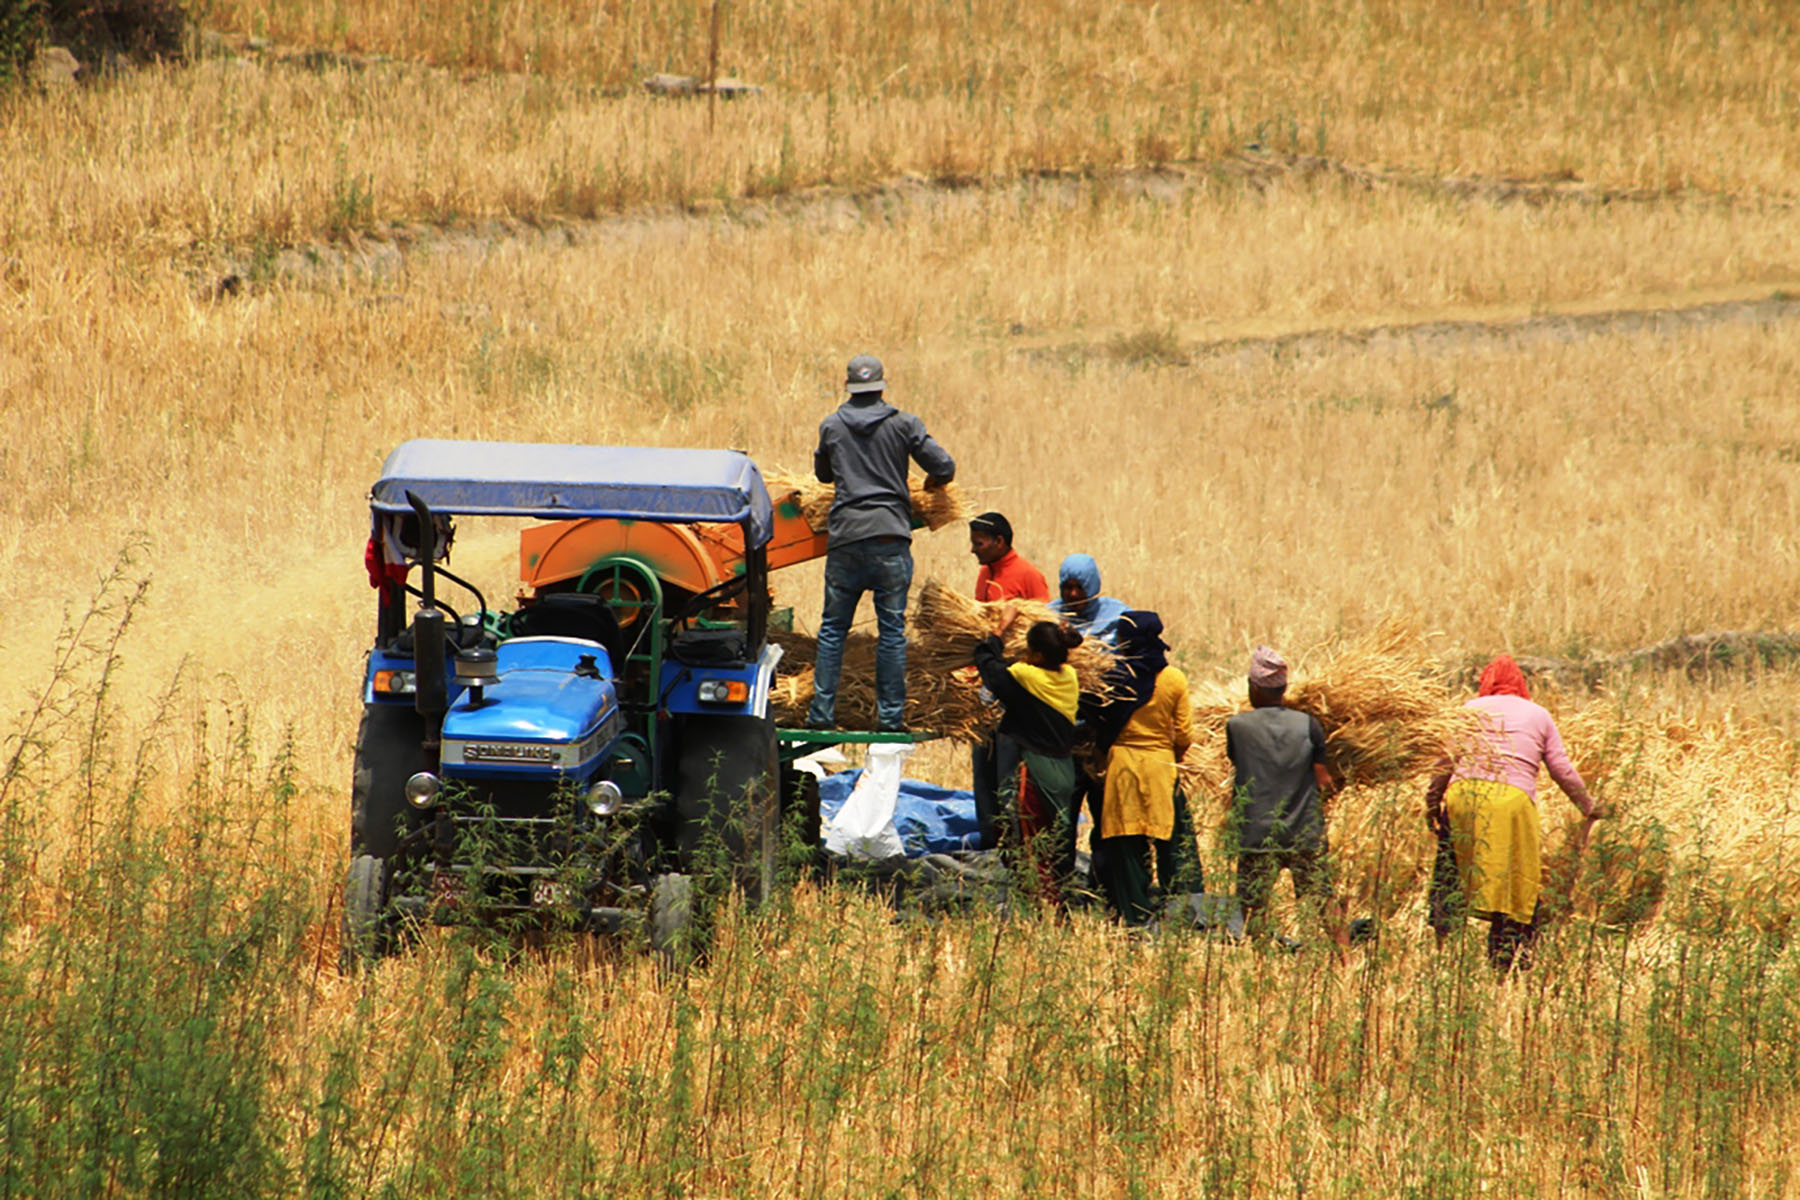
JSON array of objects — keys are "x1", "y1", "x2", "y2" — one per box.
[{"x1": 1425, "y1": 655, "x2": 1602, "y2": 969}]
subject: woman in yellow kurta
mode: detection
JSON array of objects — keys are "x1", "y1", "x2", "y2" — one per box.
[{"x1": 1093, "y1": 612, "x2": 1193, "y2": 925}]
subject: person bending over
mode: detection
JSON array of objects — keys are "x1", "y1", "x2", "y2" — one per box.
[{"x1": 1424, "y1": 654, "x2": 1602, "y2": 971}]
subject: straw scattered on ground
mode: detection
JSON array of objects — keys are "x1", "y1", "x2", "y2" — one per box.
[{"x1": 768, "y1": 629, "x2": 999, "y2": 741}]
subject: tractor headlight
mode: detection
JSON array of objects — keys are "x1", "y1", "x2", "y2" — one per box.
[
  {"x1": 373, "y1": 669, "x2": 417, "y2": 695},
  {"x1": 696, "y1": 678, "x2": 749, "y2": 705},
  {"x1": 405, "y1": 772, "x2": 443, "y2": 809},
  {"x1": 584, "y1": 779, "x2": 624, "y2": 817}
]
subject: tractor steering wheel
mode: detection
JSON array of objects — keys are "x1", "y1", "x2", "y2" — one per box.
[{"x1": 668, "y1": 574, "x2": 750, "y2": 624}]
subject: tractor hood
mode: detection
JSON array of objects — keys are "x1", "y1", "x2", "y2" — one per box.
[{"x1": 439, "y1": 638, "x2": 622, "y2": 778}]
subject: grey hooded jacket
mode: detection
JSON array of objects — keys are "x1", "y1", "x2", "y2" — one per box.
[{"x1": 813, "y1": 397, "x2": 955, "y2": 545}]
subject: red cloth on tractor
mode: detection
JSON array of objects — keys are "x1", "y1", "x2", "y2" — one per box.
[{"x1": 364, "y1": 534, "x2": 408, "y2": 602}]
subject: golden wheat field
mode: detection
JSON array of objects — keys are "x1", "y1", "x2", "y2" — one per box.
[{"x1": 4, "y1": 0, "x2": 1800, "y2": 1195}]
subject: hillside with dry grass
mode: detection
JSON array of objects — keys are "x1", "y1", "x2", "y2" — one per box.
[{"x1": 3, "y1": 1, "x2": 1800, "y2": 1195}]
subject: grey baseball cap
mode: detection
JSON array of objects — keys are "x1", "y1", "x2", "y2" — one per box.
[{"x1": 845, "y1": 354, "x2": 886, "y2": 394}]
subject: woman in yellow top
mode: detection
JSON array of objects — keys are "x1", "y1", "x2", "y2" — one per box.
[
  {"x1": 973, "y1": 609, "x2": 1083, "y2": 911},
  {"x1": 1091, "y1": 611, "x2": 1193, "y2": 926}
]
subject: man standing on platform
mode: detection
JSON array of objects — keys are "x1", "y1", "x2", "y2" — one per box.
[{"x1": 806, "y1": 354, "x2": 955, "y2": 733}]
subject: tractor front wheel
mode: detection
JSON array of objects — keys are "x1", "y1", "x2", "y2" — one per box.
[
  {"x1": 341, "y1": 854, "x2": 390, "y2": 972},
  {"x1": 647, "y1": 872, "x2": 695, "y2": 967},
  {"x1": 351, "y1": 703, "x2": 430, "y2": 860}
]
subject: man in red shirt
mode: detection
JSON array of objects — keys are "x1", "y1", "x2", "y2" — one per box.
[
  {"x1": 970, "y1": 512, "x2": 1049, "y2": 602},
  {"x1": 968, "y1": 511, "x2": 1050, "y2": 849}
]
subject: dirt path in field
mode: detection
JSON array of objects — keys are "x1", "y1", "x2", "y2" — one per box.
[
  {"x1": 1219, "y1": 149, "x2": 1798, "y2": 210},
  {"x1": 194, "y1": 145, "x2": 1800, "y2": 359},
  {"x1": 1134, "y1": 289, "x2": 1800, "y2": 367},
  {"x1": 1501, "y1": 631, "x2": 1800, "y2": 692}
]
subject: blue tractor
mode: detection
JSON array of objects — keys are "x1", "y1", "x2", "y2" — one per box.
[{"x1": 345, "y1": 439, "x2": 816, "y2": 965}]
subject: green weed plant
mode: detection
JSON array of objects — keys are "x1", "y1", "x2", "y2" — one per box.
[{"x1": 2, "y1": 551, "x2": 1797, "y2": 1197}]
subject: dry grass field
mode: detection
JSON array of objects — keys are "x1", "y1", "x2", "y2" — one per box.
[{"x1": 4, "y1": 0, "x2": 1800, "y2": 1195}]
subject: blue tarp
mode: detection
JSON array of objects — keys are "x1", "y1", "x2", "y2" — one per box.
[
  {"x1": 818, "y1": 771, "x2": 982, "y2": 856},
  {"x1": 371, "y1": 439, "x2": 775, "y2": 547}
]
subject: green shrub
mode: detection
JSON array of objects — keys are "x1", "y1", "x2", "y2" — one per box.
[
  {"x1": 46, "y1": 0, "x2": 185, "y2": 62},
  {"x1": 0, "y1": 0, "x2": 44, "y2": 89},
  {"x1": 0, "y1": 0, "x2": 190, "y2": 90}
]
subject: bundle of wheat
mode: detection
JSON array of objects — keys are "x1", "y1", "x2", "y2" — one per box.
[
  {"x1": 1290, "y1": 620, "x2": 1476, "y2": 786},
  {"x1": 1541, "y1": 708, "x2": 1693, "y2": 932},
  {"x1": 1177, "y1": 695, "x2": 1240, "y2": 800},
  {"x1": 911, "y1": 483, "x2": 969, "y2": 532},
  {"x1": 771, "y1": 476, "x2": 835, "y2": 532},
  {"x1": 762, "y1": 474, "x2": 971, "y2": 533},
  {"x1": 1562, "y1": 720, "x2": 1800, "y2": 942},
  {"x1": 1542, "y1": 811, "x2": 1671, "y2": 930},
  {"x1": 766, "y1": 577, "x2": 1120, "y2": 741},
  {"x1": 911, "y1": 579, "x2": 1117, "y2": 700}
]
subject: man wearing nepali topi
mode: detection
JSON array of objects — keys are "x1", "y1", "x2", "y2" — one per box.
[{"x1": 1226, "y1": 645, "x2": 1349, "y2": 948}]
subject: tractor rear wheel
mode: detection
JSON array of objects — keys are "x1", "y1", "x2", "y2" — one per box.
[{"x1": 672, "y1": 715, "x2": 779, "y2": 900}]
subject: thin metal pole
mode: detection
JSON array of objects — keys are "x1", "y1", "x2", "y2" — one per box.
[{"x1": 707, "y1": 0, "x2": 722, "y2": 133}]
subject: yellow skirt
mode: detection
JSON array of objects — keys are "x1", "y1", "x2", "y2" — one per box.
[
  {"x1": 1445, "y1": 779, "x2": 1540, "y2": 923},
  {"x1": 1099, "y1": 745, "x2": 1176, "y2": 841}
]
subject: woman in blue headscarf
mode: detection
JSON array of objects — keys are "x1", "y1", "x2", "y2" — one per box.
[{"x1": 1051, "y1": 554, "x2": 1130, "y2": 647}]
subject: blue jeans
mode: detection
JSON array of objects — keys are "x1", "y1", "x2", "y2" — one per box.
[{"x1": 807, "y1": 538, "x2": 913, "y2": 729}]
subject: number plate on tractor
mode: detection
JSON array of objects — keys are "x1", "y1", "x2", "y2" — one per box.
[{"x1": 532, "y1": 878, "x2": 572, "y2": 908}]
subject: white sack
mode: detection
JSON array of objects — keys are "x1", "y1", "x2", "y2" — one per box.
[{"x1": 821, "y1": 743, "x2": 913, "y2": 860}]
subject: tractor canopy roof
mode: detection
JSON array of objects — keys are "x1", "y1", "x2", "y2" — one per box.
[{"x1": 371, "y1": 439, "x2": 775, "y2": 547}]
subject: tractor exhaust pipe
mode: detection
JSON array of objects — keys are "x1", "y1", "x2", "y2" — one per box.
[
  {"x1": 406, "y1": 489, "x2": 439, "y2": 611},
  {"x1": 406, "y1": 491, "x2": 449, "y2": 736}
]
